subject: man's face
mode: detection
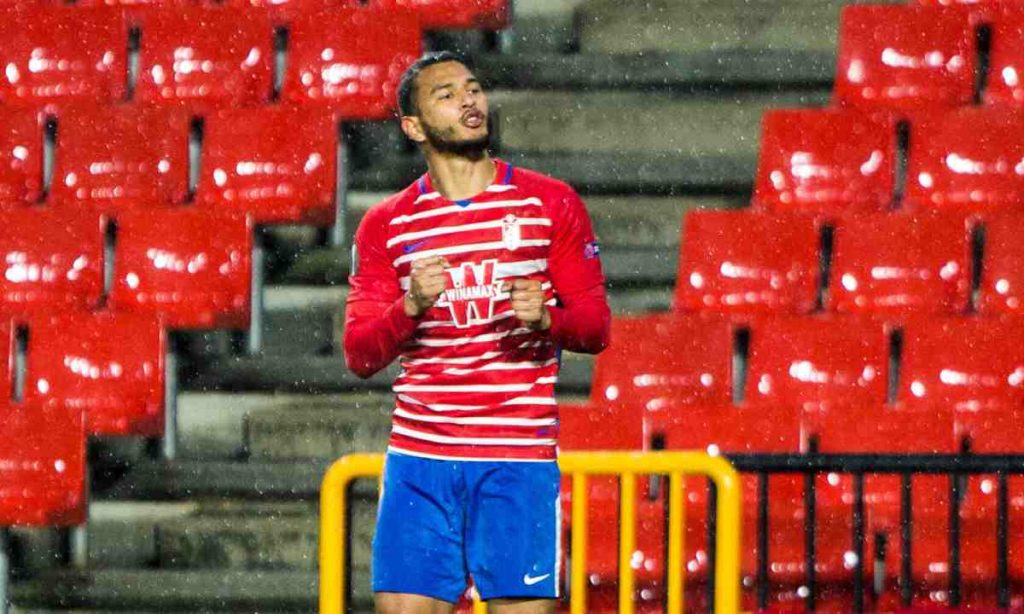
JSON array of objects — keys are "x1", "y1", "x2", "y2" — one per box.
[{"x1": 407, "y1": 61, "x2": 490, "y2": 154}]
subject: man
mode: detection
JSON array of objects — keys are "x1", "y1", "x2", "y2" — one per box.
[{"x1": 343, "y1": 51, "x2": 610, "y2": 614}]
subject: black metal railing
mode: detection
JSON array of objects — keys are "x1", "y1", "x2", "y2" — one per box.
[{"x1": 708, "y1": 450, "x2": 1024, "y2": 613}]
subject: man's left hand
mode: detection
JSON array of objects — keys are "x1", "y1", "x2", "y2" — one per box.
[{"x1": 508, "y1": 278, "x2": 551, "y2": 331}]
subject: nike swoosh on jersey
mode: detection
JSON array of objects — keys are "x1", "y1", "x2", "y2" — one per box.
[{"x1": 403, "y1": 239, "x2": 430, "y2": 254}]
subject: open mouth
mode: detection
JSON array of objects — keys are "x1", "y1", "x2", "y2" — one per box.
[{"x1": 461, "y1": 110, "x2": 486, "y2": 129}]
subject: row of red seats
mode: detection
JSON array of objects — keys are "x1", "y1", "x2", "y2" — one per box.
[
  {"x1": 0, "y1": 0, "x2": 509, "y2": 30},
  {"x1": 837, "y1": 4, "x2": 1024, "y2": 110},
  {"x1": 756, "y1": 106, "x2": 1024, "y2": 215},
  {"x1": 677, "y1": 209, "x2": 1023, "y2": 316},
  {"x1": 1, "y1": 105, "x2": 336, "y2": 225},
  {"x1": 0, "y1": 210, "x2": 252, "y2": 329},
  {"x1": 0, "y1": 6, "x2": 421, "y2": 118}
]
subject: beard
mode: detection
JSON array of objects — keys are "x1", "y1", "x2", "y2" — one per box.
[{"x1": 422, "y1": 117, "x2": 491, "y2": 159}]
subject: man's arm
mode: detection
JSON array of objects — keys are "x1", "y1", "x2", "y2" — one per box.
[
  {"x1": 542, "y1": 189, "x2": 611, "y2": 354},
  {"x1": 342, "y1": 206, "x2": 417, "y2": 379}
]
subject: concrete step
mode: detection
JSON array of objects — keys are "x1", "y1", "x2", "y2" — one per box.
[
  {"x1": 11, "y1": 569, "x2": 331, "y2": 613},
  {"x1": 490, "y1": 89, "x2": 828, "y2": 156},
  {"x1": 184, "y1": 350, "x2": 595, "y2": 396},
  {"x1": 475, "y1": 49, "x2": 834, "y2": 89},
  {"x1": 576, "y1": 0, "x2": 852, "y2": 56}
]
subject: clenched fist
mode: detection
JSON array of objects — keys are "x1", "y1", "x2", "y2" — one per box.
[
  {"x1": 404, "y1": 256, "x2": 449, "y2": 318},
  {"x1": 508, "y1": 278, "x2": 550, "y2": 331}
]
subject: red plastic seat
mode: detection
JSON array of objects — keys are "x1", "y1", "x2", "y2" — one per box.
[
  {"x1": 900, "y1": 318, "x2": 1024, "y2": 413},
  {"x1": 376, "y1": 0, "x2": 508, "y2": 30},
  {"x1": 979, "y1": 214, "x2": 1024, "y2": 316},
  {"x1": 745, "y1": 316, "x2": 889, "y2": 415},
  {"x1": 134, "y1": 8, "x2": 273, "y2": 107},
  {"x1": 0, "y1": 399, "x2": 86, "y2": 526},
  {"x1": 0, "y1": 108, "x2": 43, "y2": 204},
  {"x1": 589, "y1": 313, "x2": 733, "y2": 418},
  {"x1": 752, "y1": 108, "x2": 897, "y2": 216},
  {"x1": 51, "y1": 105, "x2": 189, "y2": 211},
  {"x1": 828, "y1": 213, "x2": 971, "y2": 315},
  {"x1": 905, "y1": 107, "x2": 1024, "y2": 214},
  {"x1": 675, "y1": 211, "x2": 820, "y2": 315},
  {"x1": 0, "y1": 211, "x2": 105, "y2": 315},
  {"x1": 0, "y1": 7, "x2": 127, "y2": 104},
  {"x1": 111, "y1": 210, "x2": 253, "y2": 329},
  {"x1": 28, "y1": 310, "x2": 166, "y2": 437},
  {"x1": 834, "y1": 5, "x2": 975, "y2": 111},
  {"x1": 196, "y1": 106, "x2": 336, "y2": 225},
  {"x1": 284, "y1": 7, "x2": 421, "y2": 120},
  {"x1": 986, "y1": 10, "x2": 1024, "y2": 106}
]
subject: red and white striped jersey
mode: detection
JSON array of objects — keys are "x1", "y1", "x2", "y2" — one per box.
[{"x1": 344, "y1": 159, "x2": 610, "y2": 461}]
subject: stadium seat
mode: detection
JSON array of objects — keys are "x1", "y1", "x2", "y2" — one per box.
[
  {"x1": 979, "y1": 213, "x2": 1024, "y2": 316},
  {"x1": 828, "y1": 213, "x2": 971, "y2": 315},
  {"x1": 111, "y1": 210, "x2": 253, "y2": 329},
  {"x1": 745, "y1": 316, "x2": 889, "y2": 415},
  {"x1": 986, "y1": 10, "x2": 1024, "y2": 106},
  {"x1": 816, "y1": 404, "x2": 957, "y2": 587},
  {"x1": 283, "y1": 7, "x2": 421, "y2": 120},
  {"x1": 0, "y1": 108, "x2": 43, "y2": 204},
  {"x1": 0, "y1": 211, "x2": 105, "y2": 315},
  {"x1": 899, "y1": 317, "x2": 1024, "y2": 412},
  {"x1": 589, "y1": 313, "x2": 733, "y2": 417},
  {"x1": 834, "y1": 5, "x2": 975, "y2": 111},
  {"x1": 675, "y1": 211, "x2": 820, "y2": 315},
  {"x1": 27, "y1": 310, "x2": 166, "y2": 437},
  {"x1": 376, "y1": 0, "x2": 509, "y2": 30},
  {"x1": 196, "y1": 106, "x2": 336, "y2": 225},
  {"x1": 134, "y1": 8, "x2": 273, "y2": 107},
  {"x1": 51, "y1": 105, "x2": 189, "y2": 211},
  {"x1": 752, "y1": 108, "x2": 897, "y2": 216},
  {"x1": 0, "y1": 7, "x2": 127, "y2": 104},
  {"x1": 905, "y1": 107, "x2": 1024, "y2": 213},
  {"x1": 0, "y1": 398, "x2": 86, "y2": 526}
]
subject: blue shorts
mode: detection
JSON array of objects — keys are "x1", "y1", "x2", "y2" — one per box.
[{"x1": 371, "y1": 451, "x2": 561, "y2": 603}]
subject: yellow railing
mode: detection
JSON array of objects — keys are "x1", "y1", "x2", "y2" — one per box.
[{"x1": 319, "y1": 451, "x2": 741, "y2": 614}]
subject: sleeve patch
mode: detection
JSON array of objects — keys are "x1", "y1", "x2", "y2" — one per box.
[{"x1": 583, "y1": 240, "x2": 601, "y2": 260}]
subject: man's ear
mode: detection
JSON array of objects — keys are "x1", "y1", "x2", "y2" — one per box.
[{"x1": 401, "y1": 116, "x2": 427, "y2": 144}]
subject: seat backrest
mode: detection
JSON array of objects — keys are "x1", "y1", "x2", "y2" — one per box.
[
  {"x1": 590, "y1": 313, "x2": 734, "y2": 413},
  {"x1": 112, "y1": 210, "x2": 253, "y2": 329},
  {"x1": 0, "y1": 398, "x2": 86, "y2": 526},
  {"x1": 650, "y1": 404, "x2": 805, "y2": 454},
  {"x1": 0, "y1": 211, "x2": 105, "y2": 315},
  {"x1": 283, "y1": 7, "x2": 421, "y2": 120},
  {"x1": 134, "y1": 7, "x2": 273, "y2": 107},
  {"x1": 675, "y1": 210, "x2": 820, "y2": 314},
  {"x1": 376, "y1": 0, "x2": 508, "y2": 30},
  {"x1": 834, "y1": 5, "x2": 975, "y2": 110},
  {"x1": 746, "y1": 316, "x2": 889, "y2": 413},
  {"x1": 980, "y1": 213, "x2": 1024, "y2": 316},
  {"x1": 28, "y1": 310, "x2": 166, "y2": 437},
  {"x1": 900, "y1": 317, "x2": 1024, "y2": 413},
  {"x1": 828, "y1": 213, "x2": 971, "y2": 315},
  {"x1": 196, "y1": 106, "x2": 336, "y2": 225},
  {"x1": 51, "y1": 105, "x2": 189, "y2": 211},
  {"x1": 0, "y1": 107, "x2": 43, "y2": 204},
  {"x1": 986, "y1": 10, "x2": 1024, "y2": 106},
  {"x1": 905, "y1": 107, "x2": 1024, "y2": 214},
  {"x1": 0, "y1": 7, "x2": 127, "y2": 104},
  {"x1": 815, "y1": 404, "x2": 957, "y2": 453},
  {"x1": 753, "y1": 108, "x2": 897, "y2": 216}
]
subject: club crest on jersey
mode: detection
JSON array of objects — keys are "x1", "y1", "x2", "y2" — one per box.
[
  {"x1": 502, "y1": 214, "x2": 521, "y2": 251},
  {"x1": 442, "y1": 259, "x2": 503, "y2": 328}
]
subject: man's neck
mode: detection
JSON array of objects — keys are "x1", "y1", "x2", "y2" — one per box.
[{"x1": 424, "y1": 150, "x2": 496, "y2": 201}]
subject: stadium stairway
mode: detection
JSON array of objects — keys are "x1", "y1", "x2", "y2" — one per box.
[{"x1": 5, "y1": 0, "x2": 854, "y2": 611}]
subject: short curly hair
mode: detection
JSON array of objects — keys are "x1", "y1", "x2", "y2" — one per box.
[{"x1": 397, "y1": 51, "x2": 473, "y2": 117}]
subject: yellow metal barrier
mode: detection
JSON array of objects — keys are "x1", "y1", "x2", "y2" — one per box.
[{"x1": 320, "y1": 451, "x2": 741, "y2": 614}]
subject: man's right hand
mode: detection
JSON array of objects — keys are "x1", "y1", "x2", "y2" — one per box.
[{"x1": 404, "y1": 255, "x2": 449, "y2": 318}]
